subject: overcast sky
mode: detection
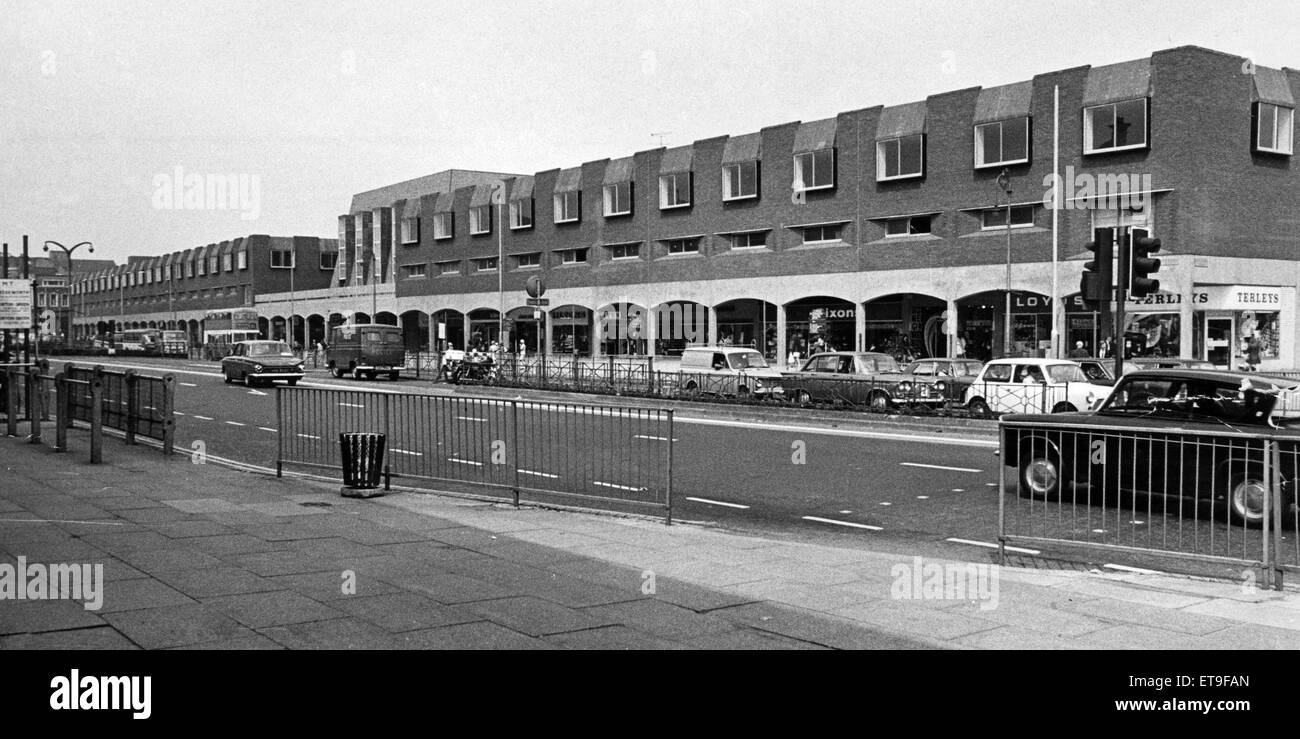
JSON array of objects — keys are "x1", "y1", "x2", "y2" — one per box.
[{"x1": 1, "y1": 0, "x2": 1296, "y2": 263}]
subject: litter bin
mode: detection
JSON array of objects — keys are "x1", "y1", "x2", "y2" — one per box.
[{"x1": 339, "y1": 432, "x2": 387, "y2": 498}]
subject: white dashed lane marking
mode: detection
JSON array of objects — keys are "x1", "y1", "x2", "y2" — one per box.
[
  {"x1": 517, "y1": 469, "x2": 559, "y2": 479},
  {"x1": 802, "y1": 516, "x2": 882, "y2": 531},
  {"x1": 593, "y1": 481, "x2": 646, "y2": 492},
  {"x1": 258, "y1": 427, "x2": 277, "y2": 433},
  {"x1": 900, "y1": 462, "x2": 983, "y2": 473},
  {"x1": 193, "y1": 415, "x2": 213, "y2": 421},
  {"x1": 945, "y1": 537, "x2": 1041, "y2": 555},
  {"x1": 448, "y1": 458, "x2": 483, "y2": 467},
  {"x1": 685, "y1": 497, "x2": 750, "y2": 509}
]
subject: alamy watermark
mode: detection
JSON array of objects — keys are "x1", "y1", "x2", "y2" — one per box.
[
  {"x1": 1041, "y1": 165, "x2": 1152, "y2": 212},
  {"x1": 890, "y1": 556, "x2": 999, "y2": 611},
  {"x1": 0, "y1": 556, "x2": 103, "y2": 610},
  {"x1": 152, "y1": 165, "x2": 261, "y2": 221}
]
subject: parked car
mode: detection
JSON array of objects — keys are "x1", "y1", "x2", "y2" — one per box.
[
  {"x1": 326, "y1": 323, "x2": 405, "y2": 380},
  {"x1": 1074, "y1": 357, "x2": 1142, "y2": 386},
  {"x1": 221, "y1": 340, "x2": 304, "y2": 387},
  {"x1": 1002, "y1": 369, "x2": 1300, "y2": 526},
  {"x1": 677, "y1": 346, "x2": 785, "y2": 399},
  {"x1": 781, "y1": 351, "x2": 945, "y2": 410},
  {"x1": 900, "y1": 358, "x2": 984, "y2": 404},
  {"x1": 1128, "y1": 357, "x2": 1218, "y2": 371},
  {"x1": 962, "y1": 358, "x2": 1112, "y2": 417}
]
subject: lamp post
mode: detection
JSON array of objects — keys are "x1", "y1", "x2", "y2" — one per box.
[
  {"x1": 43, "y1": 240, "x2": 93, "y2": 342},
  {"x1": 494, "y1": 181, "x2": 505, "y2": 349},
  {"x1": 996, "y1": 169, "x2": 1013, "y2": 358}
]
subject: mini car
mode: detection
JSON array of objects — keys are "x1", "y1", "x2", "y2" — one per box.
[
  {"x1": 221, "y1": 340, "x2": 304, "y2": 387},
  {"x1": 962, "y1": 357, "x2": 1112, "y2": 417},
  {"x1": 1002, "y1": 369, "x2": 1300, "y2": 526},
  {"x1": 781, "y1": 351, "x2": 944, "y2": 410},
  {"x1": 1074, "y1": 357, "x2": 1142, "y2": 386}
]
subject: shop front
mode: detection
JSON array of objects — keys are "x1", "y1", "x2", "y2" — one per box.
[
  {"x1": 507, "y1": 306, "x2": 545, "y2": 355},
  {"x1": 715, "y1": 299, "x2": 777, "y2": 359},
  {"x1": 550, "y1": 305, "x2": 592, "y2": 355},
  {"x1": 1191, "y1": 285, "x2": 1289, "y2": 370},
  {"x1": 862, "y1": 294, "x2": 947, "y2": 360},
  {"x1": 957, "y1": 291, "x2": 1051, "y2": 361},
  {"x1": 785, "y1": 297, "x2": 855, "y2": 359}
]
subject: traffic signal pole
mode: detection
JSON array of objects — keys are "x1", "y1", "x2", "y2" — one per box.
[{"x1": 1113, "y1": 227, "x2": 1129, "y2": 383}]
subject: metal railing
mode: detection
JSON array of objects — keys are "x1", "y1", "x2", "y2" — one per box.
[
  {"x1": 2, "y1": 361, "x2": 175, "y2": 462},
  {"x1": 999, "y1": 417, "x2": 1300, "y2": 589},
  {"x1": 276, "y1": 385, "x2": 674, "y2": 522}
]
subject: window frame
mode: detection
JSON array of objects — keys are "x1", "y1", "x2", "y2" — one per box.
[
  {"x1": 658, "y1": 172, "x2": 692, "y2": 210},
  {"x1": 980, "y1": 205, "x2": 1036, "y2": 230},
  {"x1": 400, "y1": 263, "x2": 427, "y2": 279},
  {"x1": 801, "y1": 224, "x2": 843, "y2": 245},
  {"x1": 722, "y1": 160, "x2": 759, "y2": 201},
  {"x1": 603, "y1": 181, "x2": 633, "y2": 217},
  {"x1": 665, "y1": 238, "x2": 700, "y2": 255},
  {"x1": 973, "y1": 117, "x2": 1030, "y2": 169},
  {"x1": 560, "y1": 248, "x2": 589, "y2": 265},
  {"x1": 876, "y1": 134, "x2": 925, "y2": 182},
  {"x1": 399, "y1": 216, "x2": 420, "y2": 244},
  {"x1": 1083, "y1": 98, "x2": 1149, "y2": 155},
  {"x1": 469, "y1": 204, "x2": 492, "y2": 236},
  {"x1": 884, "y1": 215, "x2": 934, "y2": 237},
  {"x1": 270, "y1": 250, "x2": 295, "y2": 269},
  {"x1": 606, "y1": 243, "x2": 641, "y2": 261},
  {"x1": 513, "y1": 252, "x2": 542, "y2": 269},
  {"x1": 436, "y1": 260, "x2": 461, "y2": 276},
  {"x1": 509, "y1": 198, "x2": 534, "y2": 229},
  {"x1": 792, "y1": 148, "x2": 835, "y2": 192},
  {"x1": 433, "y1": 212, "x2": 453, "y2": 240},
  {"x1": 730, "y1": 232, "x2": 768, "y2": 250},
  {"x1": 553, "y1": 190, "x2": 580, "y2": 224},
  {"x1": 473, "y1": 256, "x2": 499, "y2": 272},
  {"x1": 1254, "y1": 102, "x2": 1294, "y2": 155},
  {"x1": 319, "y1": 252, "x2": 338, "y2": 271}
]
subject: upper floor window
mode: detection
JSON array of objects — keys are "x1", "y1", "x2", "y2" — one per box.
[
  {"x1": 877, "y1": 135, "x2": 924, "y2": 181},
  {"x1": 603, "y1": 181, "x2": 632, "y2": 217},
  {"x1": 802, "y1": 224, "x2": 843, "y2": 244},
  {"x1": 270, "y1": 250, "x2": 294, "y2": 269},
  {"x1": 607, "y1": 243, "x2": 640, "y2": 260},
  {"x1": 186, "y1": 260, "x2": 195, "y2": 278},
  {"x1": 793, "y1": 149, "x2": 834, "y2": 191},
  {"x1": 509, "y1": 199, "x2": 534, "y2": 229},
  {"x1": 469, "y1": 205, "x2": 492, "y2": 235},
  {"x1": 981, "y1": 205, "x2": 1035, "y2": 230},
  {"x1": 207, "y1": 256, "x2": 218, "y2": 274},
  {"x1": 436, "y1": 260, "x2": 461, "y2": 275},
  {"x1": 1254, "y1": 102, "x2": 1294, "y2": 155},
  {"x1": 723, "y1": 160, "x2": 759, "y2": 201},
  {"x1": 560, "y1": 248, "x2": 589, "y2": 264},
  {"x1": 730, "y1": 232, "x2": 767, "y2": 249},
  {"x1": 658, "y1": 173, "x2": 691, "y2": 209},
  {"x1": 1084, "y1": 98, "x2": 1147, "y2": 154},
  {"x1": 514, "y1": 252, "x2": 541, "y2": 269},
  {"x1": 665, "y1": 238, "x2": 700, "y2": 255},
  {"x1": 432, "y1": 212, "x2": 453, "y2": 240},
  {"x1": 885, "y1": 215, "x2": 932, "y2": 237},
  {"x1": 222, "y1": 254, "x2": 233, "y2": 272},
  {"x1": 401, "y1": 263, "x2": 427, "y2": 279},
  {"x1": 237, "y1": 251, "x2": 248, "y2": 270},
  {"x1": 473, "y1": 257, "x2": 498, "y2": 272},
  {"x1": 400, "y1": 217, "x2": 420, "y2": 244},
  {"x1": 319, "y1": 252, "x2": 338, "y2": 271},
  {"x1": 974, "y1": 117, "x2": 1029, "y2": 168},
  {"x1": 554, "y1": 191, "x2": 580, "y2": 223}
]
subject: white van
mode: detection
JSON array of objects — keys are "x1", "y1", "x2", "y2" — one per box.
[{"x1": 677, "y1": 346, "x2": 785, "y2": 399}]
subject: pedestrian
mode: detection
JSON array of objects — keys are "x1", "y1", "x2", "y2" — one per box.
[
  {"x1": 1068, "y1": 340, "x2": 1089, "y2": 359},
  {"x1": 1246, "y1": 335, "x2": 1261, "y2": 371}
]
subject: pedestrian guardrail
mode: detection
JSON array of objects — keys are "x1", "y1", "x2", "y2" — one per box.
[
  {"x1": 1, "y1": 361, "x2": 175, "y2": 462},
  {"x1": 999, "y1": 417, "x2": 1299, "y2": 589},
  {"x1": 275, "y1": 385, "x2": 674, "y2": 522}
]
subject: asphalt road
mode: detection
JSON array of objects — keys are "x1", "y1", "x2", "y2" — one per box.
[{"x1": 65, "y1": 355, "x2": 1281, "y2": 577}]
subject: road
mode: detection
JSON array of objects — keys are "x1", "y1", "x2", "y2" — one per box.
[{"x1": 62, "y1": 355, "x2": 1267, "y2": 577}]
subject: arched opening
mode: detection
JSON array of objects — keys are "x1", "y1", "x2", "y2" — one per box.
[
  {"x1": 784, "y1": 296, "x2": 855, "y2": 359},
  {"x1": 270, "y1": 316, "x2": 287, "y2": 341},
  {"x1": 399, "y1": 310, "x2": 429, "y2": 352},
  {"x1": 431, "y1": 310, "x2": 465, "y2": 352},
  {"x1": 375, "y1": 311, "x2": 398, "y2": 326},
  {"x1": 650, "y1": 300, "x2": 708, "y2": 356},
  {"x1": 308, "y1": 315, "x2": 327, "y2": 347},
  {"x1": 353, "y1": 312, "x2": 371, "y2": 324},
  {"x1": 596, "y1": 302, "x2": 647, "y2": 355},
  {"x1": 257, "y1": 317, "x2": 270, "y2": 340},
  {"x1": 467, "y1": 309, "x2": 501, "y2": 349},
  {"x1": 714, "y1": 299, "x2": 778, "y2": 360},
  {"x1": 549, "y1": 305, "x2": 591, "y2": 355},
  {"x1": 507, "y1": 307, "x2": 546, "y2": 355},
  {"x1": 863, "y1": 293, "x2": 949, "y2": 360},
  {"x1": 956, "y1": 290, "x2": 1051, "y2": 361}
]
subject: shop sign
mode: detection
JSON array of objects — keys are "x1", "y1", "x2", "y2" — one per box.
[{"x1": 1199, "y1": 286, "x2": 1285, "y2": 312}]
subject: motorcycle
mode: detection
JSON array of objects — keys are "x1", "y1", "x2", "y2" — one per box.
[{"x1": 449, "y1": 352, "x2": 498, "y2": 385}]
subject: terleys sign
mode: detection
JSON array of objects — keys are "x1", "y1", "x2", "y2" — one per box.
[{"x1": 0, "y1": 279, "x2": 33, "y2": 330}]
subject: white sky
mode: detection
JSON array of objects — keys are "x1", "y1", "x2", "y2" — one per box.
[{"x1": 1, "y1": 0, "x2": 1296, "y2": 263}]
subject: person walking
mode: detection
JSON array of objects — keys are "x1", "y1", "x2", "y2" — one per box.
[{"x1": 1068, "y1": 340, "x2": 1089, "y2": 359}]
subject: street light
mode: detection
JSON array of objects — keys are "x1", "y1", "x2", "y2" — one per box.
[
  {"x1": 493, "y1": 181, "x2": 505, "y2": 350},
  {"x1": 44, "y1": 240, "x2": 93, "y2": 340},
  {"x1": 995, "y1": 169, "x2": 1013, "y2": 358}
]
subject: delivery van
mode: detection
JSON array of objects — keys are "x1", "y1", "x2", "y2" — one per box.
[
  {"x1": 677, "y1": 346, "x2": 785, "y2": 398},
  {"x1": 326, "y1": 324, "x2": 405, "y2": 380}
]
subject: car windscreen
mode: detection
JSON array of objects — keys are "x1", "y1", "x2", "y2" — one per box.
[
  {"x1": 870, "y1": 356, "x2": 900, "y2": 372},
  {"x1": 729, "y1": 351, "x2": 769, "y2": 369},
  {"x1": 1047, "y1": 365, "x2": 1089, "y2": 383},
  {"x1": 1100, "y1": 377, "x2": 1281, "y2": 425},
  {"x1": 248, "y1": 343, "x2": 294, "y2": 357}
]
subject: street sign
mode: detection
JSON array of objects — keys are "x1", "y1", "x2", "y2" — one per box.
[
  {"x1": 526, "y1": 298, "x2": 550, "y2": 306},
  {"x1": 0, "y1": 279, "x2": 32, "y2": 330}
]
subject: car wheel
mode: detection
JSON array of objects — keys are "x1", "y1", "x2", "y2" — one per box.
[
  {"x1": 287, "y1": 379, "x2": 298, "y2": 387},
  {"x1": 223, "y1": 370, "x2": 232, "y2": 385},
  {"x1": 244, "y1": 374, "x2": 255, "y2": 388},
  {"x1": 1227, "y1": 472, "x2": 1268, "y2": 527},
  {"x1": 365, "y1": 371, "x2": 378, "y2": 380},
  {"x1": 1051, "y1": 402, "x2": 1077, "y2": 413},
  {"x1": 353, "y1": 367, "x2": 364, "y2": 380},
  {"x1": 793, "y1": 389, "x2": 811, "y2": 405},
  {"x1": 388, "y1": 371, "x2": 399, "y2": 381},
  {"x1": 1018, "y1": 446, "x2": 1063, "y2": 499},
  {"x1": 968, "y1": 398, "x2": 991, "y2": 418},
  {"x1": 869, "y1": 392, "x2": 891, "y2": 413},
  {"x1": 331, "y1": 365, "x2": 344, "y2": 379}
]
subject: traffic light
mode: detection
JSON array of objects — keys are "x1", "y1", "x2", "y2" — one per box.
[
  {"x1": 1128, "y1": 228, "x2": 1162, "y2": 298},
  {"x1": 1081, "y1": 227, "x2": 1114, "y2": 309}
]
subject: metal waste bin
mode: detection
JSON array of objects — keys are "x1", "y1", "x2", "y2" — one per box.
[{"x1": 339, "y1": 432, "x2": 387, "y2": 497}]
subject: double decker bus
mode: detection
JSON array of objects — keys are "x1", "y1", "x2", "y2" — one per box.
[{"x1": 202, "y1": 308, "x2": 260, "y2": 360}]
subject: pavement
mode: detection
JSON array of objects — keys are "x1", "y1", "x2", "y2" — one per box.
[{"x1": 2, "y1": 430, "x2": 1300, "y2": 650}]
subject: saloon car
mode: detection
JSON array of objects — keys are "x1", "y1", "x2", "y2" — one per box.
[
  {"x1": 900, "y1": 358, "x2": 984, "y2": 403},
  {"x1": 1002, "y1": 369, "x2": 1300, "y2": 526},
  {"x1": 1129, "y1": 357, "x2": 1218, "y2": 371},
  {"x1": 782, "y1": 351, "x2": 945, "y2": 410},
  {"x1": 221, "y1": 340, "x2": 305, "y2": 387},
  {"x1": 962, "y1": 358, "x2": 1113, "y2": 417}
]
